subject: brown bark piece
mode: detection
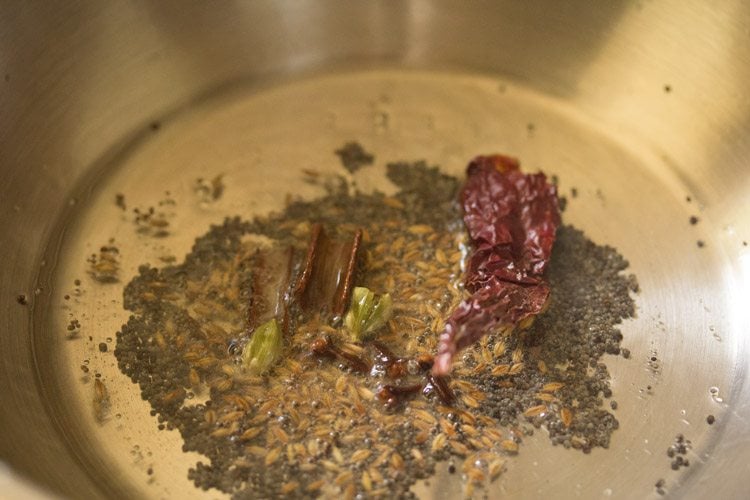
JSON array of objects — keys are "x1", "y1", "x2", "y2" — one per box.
[{"x1": 295, "y1": 224, "x2": 362, "y2": 321}]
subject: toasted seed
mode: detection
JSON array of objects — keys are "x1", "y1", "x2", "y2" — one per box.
[
  {"x1": 195, "y1": 355, "x2": 218, "y2": 369},
  {"x1": 343, "y1": 482, "x2": 356, "y2": 500},
  {"x1": 511, "y1": 348, "x2": 524, "y2": 364},
  {"x1": 346, "y1": 384, "x2": 362, "y2": 404},
  {"x1": 271, "y1": 426, "x2": 290, "y2": 444},
  {"x1": 571, "y1": 436, "x2": 587, "y2": 449},
  {"x1": 188, "y1": 368, "x2": 200, "y2": 387},
  {"x1": 431, "y1": 317, "x2": 445, "y2": 333},
  {"x1": 413, "y1": 409, "x2": 437, "y2": 426},
  {"x1": 470, "y1": 390, "x2": 486, "y2": 402},
  {"x1": 306, "y1": 480, "x2": 325, "y2": 492},
  {"x1": 412, "y1": 419, "x2": 432, "y2": 433},
  {"x1": 280, "y1": 481, "x2": 299, "y2": 494},
  {"x1": 154, "y1": 332, "x2": 167, "y2": 348},
  {"x1": 461, "y1": 425, "x2": 478, "y2": 438},
  {"x1": 492, "y1": 340, "x2": 507, "y2": 357},
  {"x1": 246, "y1": 445, "x2": 266, "y2": 457},
  {"x1": 369, "y1": 467, "x2": 383, "y2": 484},
  {"x1": 161, "y1": 388, "x2": 185, "y2": 404},
  {"x1": 423, "y1": 277, "x2": 446, "y2": 288},
  {"x1": 218, "y1": 411, "x2": 244, "y2": 424},
  {"x1": 390, "y1": 452, "x2": 404, "y2": 470},
  {"x1": 477, "y1": 415, "x2": 496, "y2": 426},
  {"x1": 217, "y1": 364, "x2": 234, "y2": 377},
  {"x1": 561, "y1": 407, "x2": 573, "y2": 427},
  {"x1": 404, "y1": 251, "x2": 422, "y2": 263},
  {"x1": 321, "y1": 460, "x2": 340, "y2": 472},
  {"x1": 411, "y1": 448, "x2": 424, "y2": 462},
  {"x1": 286, "y1": 358, "x2": 303, "y2": 375},
  {"x1": 334, "y1": 470, "x2": 354, "y2": 486},
  {"x1": 409, "y1": 223, "x2": 432, "y2": 235},
  {"x1": 456, "y1": 409, "x2": 477, "y2": 426},
  {"x1": 287, "y1": 408, "x2": 301, "y2": 427},
  {"x1": 258, "y1": 400, "x2": 277, "y2": 414},
  {"x1": 92, "y1": 379, "x2": 109, "y2": 421},
  {"x1": 383, "y1": 197, "x2": 405, "y2": 209},
  {"x1": 536, "y1": 392, "x2": 556, "y2": 402},
  {"x1": 239, "y1": 427, "x2": 262, "y2": 441},
  {"x1": 523, "y1": 405, "x2": 548, "y2": 418},
  {"x1": 542, "y1": 382, "x2": 565, "y2": 393},
  {"x1": 435, "y1": 248, "x2": 448, "y2": 264},
  {"x1": 462, "y1": 454, "x2": 478, "y2": 473},
  {"x1": 340, "y1": 342, "x2": 365, "y2": 356},
  {"x1": 384, "y1": 275, "x2": 396, "y2": 291},
  {"x1": 451, "y1": 379, "x2": 474, "y2": 392},
  {"x1": 489, "y1": 459, "x2": 505, "y2": 480},
  {"x1": 518, "y1": 315, "x2": 535, "y2": 330},
  {"x1": 509, "y1": 362, "x2": 524, "y2": 375},
  {"x1": 183, "y1": 351, "x2": 200, "y2": 362},
  {"x1": 450, "y1": 440, "x2": 470, "y2": 456},
  {"x1": 210, "y1": 427, "x2": 233, "y2": 438},
  {"x1": 432, "y1": 433, "x2": 447, "y2": 453},
  {"x1": 462, "y1": 394, "x2": 480, "y2": 409},
  {"x1": 361, "y1": 470, "x2": 373, "y2": 491},
  {"x1": 335, "y1": 375, "x2": 347, "y2": 394},
  {"x1": 265, "y1": 447, "x2": 281, "y2": 466},
  {"x1": 248, "y1": 413, "x2": 269, "y2": 426},
  {"x1": 213, "y1": 378, "x2": 232, "y2": 392},
  {"x1": 94, "y1": 378, "x2": 107, "y2": 400},
  {"x1": 484, "y1": 428, "x2": 505, "y2": 442},
  {"x1": 467, "y1": 468, "x2": 485, "y2": 483},
  {"x1": 481, "y1": 436, "x2": 495, "y2": 449},
  {"x1": 286, "y1": 444, "x2": 296, "y2": 462},
  {"x1": 332, "y1": 446, "x2": 345, "y2": 464},
  {"x1": 481, "y1": 347, "x2": 493, "y2": 364},
  {"x1": 398, "y1": 271, "x2": 418, "y2": 284},
  {"x1": 204, "y1": 410, "x2": 217, "y2": 425},
  {"x1": 469, "y1": 438, "x2": 485, "y2": 450},
  {"x1": 501, "y1": 440, "x2": 519, "y2": 453},
  {"x1": 492, "y1": 364, "x2": 511, "y2": 376},
  {"x1": 440, "y1": 418, "x2": 456, "y2": 437},
  {"x1": 191, "y1": 302, "x2": 212, "y2": 316},
  {"x1": 351, "y1": 449, "x2": 372, "y2": 463},
  {"x1": 415, "y1": 261, "x2": 434, "y2": 273},
  {"x1": 537, "y1": 360, "x2": 549, "y2": 373},
  {"x1": 391, "y1": 236, "x2": 406, "y2": 252},
  {"x1": 370, "y1": 449, "x2": 389, "y2": 468},
  {"x1": 232, "y1": 458, "x2": 253, "y2": 468}
]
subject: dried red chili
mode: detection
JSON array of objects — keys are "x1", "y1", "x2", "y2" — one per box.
[{"x1": 433, "y1": 154, "x2": 561, "y2": 375}]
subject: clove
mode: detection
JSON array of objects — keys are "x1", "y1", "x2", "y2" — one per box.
[
  {"x1": 309, "y1": 335, "x2": 370, "y2": 374},
  {"x1": 377, "y1": 383, "x2": 424, "y2": 408},
  {"x1": 425, "y1": 373, "x2": 456, "y2": 406}
]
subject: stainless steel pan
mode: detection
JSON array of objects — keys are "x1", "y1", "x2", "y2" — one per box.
[{"x1": 1, "y1": 2, "x2": 749, "y2": 498}]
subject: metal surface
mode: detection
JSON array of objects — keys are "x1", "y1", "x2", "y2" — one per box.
[{"x1": 1, "y1": 2, "x2": 748, "y2": 499}]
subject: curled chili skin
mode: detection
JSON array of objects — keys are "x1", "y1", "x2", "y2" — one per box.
[{"x1": 433, "y1": 155, "x2": 561, "y2": 375}]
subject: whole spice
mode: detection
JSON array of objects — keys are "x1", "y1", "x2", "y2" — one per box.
[
  {"x1": 112, "y1": 155, "x2": 635, "y2": 498},
  {"x1": 310, "y1": 335, "x2": 371, "y2": 373},
  {"x1": 345, "y1": 287, "x2": 393, "y2": 341},
  {"x1": 295, "y1": 224, "x2": 362, "y2": 322},
  {"x1": 434, "y1": 155, "x2": 560, "y2": 375},
  {"x1": 241, "y1": 318, "x2": 283, "y2": 375},
  {"x1": 247, "y1": 245, "x2": 295, "y2": 334}
]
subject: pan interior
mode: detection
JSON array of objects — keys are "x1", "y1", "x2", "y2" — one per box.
[{"x1": 37, "y1": 69, "x2": 739, "y2": 498}]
